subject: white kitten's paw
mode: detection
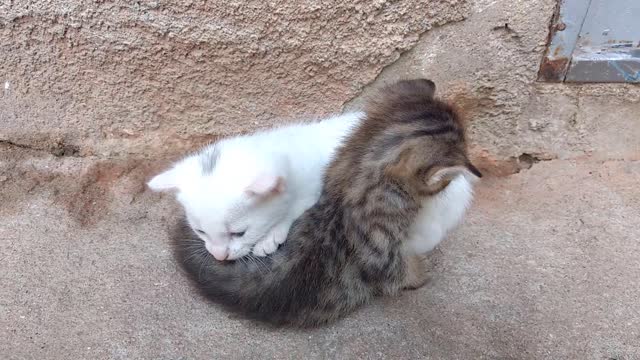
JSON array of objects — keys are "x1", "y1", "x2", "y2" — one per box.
[
  {"x1": 272, "y1": 224, "x2": 290, "y2": 245},
  {"x1": 252, "y1": 222, "x2": 291, "y2": 257},
  {"x1": 252, "y1": 236, "x2": 279, "y2": 257}
]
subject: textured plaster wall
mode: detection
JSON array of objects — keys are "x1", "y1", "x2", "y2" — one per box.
[
  {"x1": 0, "y1": 0, "x2": 469, "y2": 157},
  {"x1": 346, "y1": 0, "x2": 640, "y2": 175},
  {"x1": 2, "y1": 0, "x2": 638, "y2": 174}
]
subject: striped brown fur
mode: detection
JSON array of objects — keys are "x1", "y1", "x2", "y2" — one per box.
[{"x1": 172, "y1": 79, "x2": 480, "y2": 327}]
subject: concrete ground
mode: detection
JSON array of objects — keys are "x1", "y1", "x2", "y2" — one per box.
[{"x1": 1, "y1": 144, "x2": 639, "y2": 359}]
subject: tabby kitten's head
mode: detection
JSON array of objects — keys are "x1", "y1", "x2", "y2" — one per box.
[{"x1": 327, "y1": 79, "x2": 481, "y2": 202}]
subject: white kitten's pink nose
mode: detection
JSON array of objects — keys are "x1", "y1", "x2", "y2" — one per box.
[{"x1": 207, "y1": 244, "x2": 229, "y2": 261}]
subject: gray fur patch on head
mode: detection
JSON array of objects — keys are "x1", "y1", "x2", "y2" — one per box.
[{"x1": 199, "y1": 146, "x2": 220, "y2": 175}]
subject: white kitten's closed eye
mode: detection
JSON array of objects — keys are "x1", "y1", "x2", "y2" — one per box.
[
  {"x1": 195, "y1": 227, "x2": 247, "y2": 241},
  {"x1": 230, "y1": 230, "x2": 246, "y2": 238}
]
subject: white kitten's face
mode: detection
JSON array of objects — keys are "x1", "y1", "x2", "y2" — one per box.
[
  {"x1": 177, "y1": 181, "x2": 290, "y2": 260},
  {"x1": 148, "y1": 148, "x2": 290, "y2": 260}
]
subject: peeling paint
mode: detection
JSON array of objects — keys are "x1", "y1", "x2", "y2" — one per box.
[
  {"x1": 537, "y1": 0, "x2": 591, "y2": 82},
  {"x1": 564, "y1": 0, "x2": 640, "y2": 83},
  {"x1": 609, "y1": 61, "x2": 640, "y2": 82},
  {"x1": 538, "y1": 57, "x2": 570, "y2": 82}
]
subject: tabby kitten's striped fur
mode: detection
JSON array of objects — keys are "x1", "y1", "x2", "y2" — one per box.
[{"x1": 173, "y1": 79, "x2": 481, "y2": 327}]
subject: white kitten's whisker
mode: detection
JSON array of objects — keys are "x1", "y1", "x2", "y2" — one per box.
[
  {"x1": 196, "y1": 250, "x2": 210, "y2": 281},
  {"x1": 184, "y1": 248, "x2": 206, "y2": 264},
  {"x1": 247, "y1": 254, "x2": 262, "y2": 274},
  {"x1": 251, "y1": 254, "x2": 269, "y2": 275}
]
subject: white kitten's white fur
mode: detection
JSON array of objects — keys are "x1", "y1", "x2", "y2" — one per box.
[
  {"x1": 148, "y1": 112, "x2": 364, "y2": 260},
  {"x1": 149, "y1": 111, "x2": 478, "y2": 261},
  {"x1": 406, "y1": 174, "x2": 478, "y2": 255}
]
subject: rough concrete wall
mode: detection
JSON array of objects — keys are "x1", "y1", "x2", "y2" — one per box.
[
  {"x1": 346, "y1": 0, "x2": 640, "y2": 176},
  {"x1": 2, "y1": 0, "x2": 638, "y2": 171},
  {"x1": 0, "y1": 0, "x2": 469, "y2": 157}
]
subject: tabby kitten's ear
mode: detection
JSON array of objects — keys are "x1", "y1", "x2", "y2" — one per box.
[
  {"x1": 412, "y1": 78, "x2": 436, "y2": 99},
  {"x1": 423, "y1": 164, "x2": 482, "y2": 194},
  {"x1": 392, "y1": 79, "x2": 436, "y2": 99}
]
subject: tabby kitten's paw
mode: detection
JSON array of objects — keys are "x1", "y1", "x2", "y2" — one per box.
[{"x1": 403, "y1": 254, "x2": 429, "y2": 290}]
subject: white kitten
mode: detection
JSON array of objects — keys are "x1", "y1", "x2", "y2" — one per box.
[
  {"x1": 148, "y1": 112, "x2": 363, "y2": 260},
  {"x1": 405, "y1": 174, "x2": 478, "y2": 255}
]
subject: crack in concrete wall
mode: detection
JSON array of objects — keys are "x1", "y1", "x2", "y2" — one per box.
[{"x1": 0, "y1": 139, "x2": 80, "y2": 157}]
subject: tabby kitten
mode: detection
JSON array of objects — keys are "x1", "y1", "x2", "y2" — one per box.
[{"x1": 172, "y1": 79, "x2": 481, "y2": 327}]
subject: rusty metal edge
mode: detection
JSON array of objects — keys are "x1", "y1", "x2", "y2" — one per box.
[{"x1": 537, "y1": 0, "x2": 593, "y2": 82}]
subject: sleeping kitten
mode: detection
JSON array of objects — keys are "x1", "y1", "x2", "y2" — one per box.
[
  {"x1": 148, "y1": 112, "x2": 363, "y2": 260},
  {"x1": 172, "y1": 79, "x2": 482, "y2": 327}
]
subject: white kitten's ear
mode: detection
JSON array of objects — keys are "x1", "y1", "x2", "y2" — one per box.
[
  {"x1": 427, "y1": 165, "x2": 481, "y2": 188},
  {"x1": 147, "y1": 168, "x2": 181, "y2": 192},
  {"x1": 245, "y1": 174, "x2": 286, "y2": 197}
]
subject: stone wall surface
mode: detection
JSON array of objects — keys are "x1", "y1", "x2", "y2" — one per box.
[
  {"x1": 346, "y1": 0, "x2": 640, "y2": 175},
  {"x1": 0, "y1": 0, "x2": 469, "y2": 157}
]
